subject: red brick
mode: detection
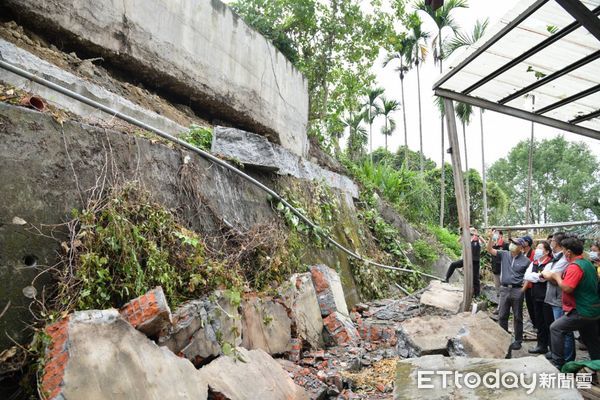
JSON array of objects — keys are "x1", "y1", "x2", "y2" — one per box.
[
  {"x1": 119, "y1": 287, "x2": 172, "y2": 338},
  {"x1": 310, "y1": 268, "x2": 329, "y2": 293}
]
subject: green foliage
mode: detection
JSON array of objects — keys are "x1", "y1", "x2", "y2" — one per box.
[
  {"x1": 426, "y1": 225, "x2": 461, "y2": 259},
  {"x1": 412, "y1": 239, "x2": 438, "y2": 264},
  {"x1": 231, "y1": 0, "x2": 402, "y2": 151},
  {"x1": 181, "y1": 125, "x2": 213, "y2": 151},
  {"x1": 66, "y1": 186, "x2": 242, "y2": 310},
  {"x1": 488, "y1": 136, "x2": 600, "y2": 225}
]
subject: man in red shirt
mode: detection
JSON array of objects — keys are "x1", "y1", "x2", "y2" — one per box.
[{"x1": 542, "y1": 237, "x2": 600, "y2": 369}]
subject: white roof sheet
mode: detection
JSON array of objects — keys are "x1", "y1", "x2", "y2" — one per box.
[{"x1": 435, "y1": 0, "x2": 600, "y2": 133}]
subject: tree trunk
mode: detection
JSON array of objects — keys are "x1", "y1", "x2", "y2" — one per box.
[
  {"x1": 368, "y1": 106, "x2": 373, "y2": 161},
  {"x1": 439, "y1": 30, "x2": 445, "y2": 227},
  {"x1": 384, "y1": 118, "x2": 388, "y2": 152},
  {"x1": 400, "y1": 67, "x2": 408, "y2": 169},
  {"x1": 480, "y1": 108, "x2": 488, "y2": 227},
  {"x1": 416, "y1": 61, "x2": 424, "y2": 173},
  {"x1": 462, "y1": 120, "x2": 470, "y2": 222}
]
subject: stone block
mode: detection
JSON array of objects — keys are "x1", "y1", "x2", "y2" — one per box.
[
  {"x1": 397, "y1": 313, "x2": 511, "y2": 358},
  {"x1": 212, "y1": 127, "x2": 359, "y2": 197},
  {"x1": 395, "y1": 355, "x2": 583, "y2": 399},
  {"x1": 419, "y1": 280, "x2": 463, "y2": 314},
  {"x1": 278, "y1": 272, "x2": 324, "y2": 349},
  {"x1": 241, "y1": 296, "x2": 292, "y2": 355},
  {"x1": 323, "y1": 312, "x2": 360, "y2": 347},
  {"x1": 119, "y1": 286, "x2": 172, "y2": 338},
  {"x1": 199, "y1": 347, "x2": 309, "y2": 400},
  {"x1": 5, "y1": 0, "x2": 309, "y2": 156},
  {"x1": 159, "y1": 292, "x2": 242, "y2": 365},
  {"x1": 310, "y1": 265, "x2": 349, "y2": 317},
  {"x1": 42, "y1": 309, "x2": 208, "y2": 400}
]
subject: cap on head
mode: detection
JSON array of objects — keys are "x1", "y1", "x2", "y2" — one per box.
[
  {"x1": 522, "y1": 235, "x2": 533, "y2": 247},
  {"x1": 510, "y1": 237, "x2": 527, "y2": 247}
]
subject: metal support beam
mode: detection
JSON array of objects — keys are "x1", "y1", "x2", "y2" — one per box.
[
  {"x1": 432, "y1": 0, "x2": 549, "y2": 90},
  {"x1": 555, "y1": 0, "x2": 600, "y2": 42},
  {"x1": 484, "y1": 220, "x2": 600, "y2": 231},
  {"x1": 463, "y1": 5, "x2": 600, "y2": 95},
  {"x1": 499, "y1": 50, "x2": 600, "y2": 105},
  {"x1": 535, "y1": 83, "x2": 600, "y2": 115},
  {"x1": 571, "y1": 109, "x2": 600, "y2": 124},
  {"x1": 434, "y1": 88, "x2": 600, "y2": 141},
  {"x1": 443, "y1": 98, "x2": 473, "y2": 312}
]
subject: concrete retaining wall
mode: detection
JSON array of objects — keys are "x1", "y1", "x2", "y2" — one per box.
[
  {"x1": 0, "y1": 104, "x2": 357, "y2": 350},
  {"x1": 3, "y1": 0, "x2": 309, "y2": 156}
]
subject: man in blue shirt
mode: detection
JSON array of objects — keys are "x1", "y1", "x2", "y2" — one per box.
[{"x1": 487, "y1": 234, "x2": 531, "y2": 350}]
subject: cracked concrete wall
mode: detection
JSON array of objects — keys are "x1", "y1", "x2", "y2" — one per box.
[{"x1": 4, "y1": 0, "x2": 309, "y2": 156}]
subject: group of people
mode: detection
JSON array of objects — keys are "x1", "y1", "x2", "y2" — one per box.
[{"x1": 445, "y1": 228, "x2": 600, "y2": 369}]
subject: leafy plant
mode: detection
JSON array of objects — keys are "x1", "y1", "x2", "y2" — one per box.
[{"x1": 181, "y1": 125, "x2": 213, "y2": 151}]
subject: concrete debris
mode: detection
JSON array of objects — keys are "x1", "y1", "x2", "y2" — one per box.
[
  {"x1": 42, "y1": 309, "x2": 209, "y2": 400},
  {"x1": 397, "y1": 313, "x2": 511, "y2": 358},
  {"x1": 279, "y1": 272, "x2": 324, "y2": 349},
  {"x1": 212, "y1": 127, "x2": 359, "y2": 198},
  {"x1": 311, "y1": 265, "x2": 350, "y2": 317},
  {"x1": 119, "y1": 286, "x2": 172, "y2": 339},
  {"x1": 198, "y1": 347, "x2": 309, "y2": 400},
  {"x1": 419, "y1": 280, "x2": 463, "y2": 314},
  {"x1": 395, "y1": 355, "x2": 583, "y2": 399},
  {"x1": 159, "y1": 292, "x2": 242, "y2": 366},
  {"x1": 241, "y1": 296, "x2": 292, "y2": 355}
]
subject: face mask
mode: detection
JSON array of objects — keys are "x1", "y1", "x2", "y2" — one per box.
[
  {"x1": 534, "y1": 249, "x2": 544, "y2": 260},
  {"x1": 492, "y1": 233, "x2": 499, "y2": 241},
  {"x1": 590, "y1": 251, "x2": 599, "y2": 261},
  {"x1": 509, "y1": 243, "x2": 518, "y2": 252}
]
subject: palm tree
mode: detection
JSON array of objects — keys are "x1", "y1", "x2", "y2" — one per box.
[
  {"x1": 363, "y1": 87, "x2": 385, "y2": 160},
  {"x1": 344, "y1": 112, "x2": 368, "y2": 161},
  {"x1": 444, "y1": 18, "x2": 489, "y2": 225},
  {"x1": 455, "y1": 101, "x2": 473, "y2": 220},
  {"x1": 416, "y1": 0, "x2": 468, "y2": 227},
  {"x1": 380, "y1": 97, "x2": 399, "y2": 152},
  {"x1": 383, "y1": 34, "x2": 412, "y2": 167},
  {"x1": 405, "y1": 12, "x2": 429, "y2": 172}
]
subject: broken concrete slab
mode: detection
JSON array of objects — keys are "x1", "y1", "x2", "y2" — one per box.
[
  {"x1": 419, "y1": 280, "x2": 463, "y2": 314},
  {"x1": 0, "y1": 38, "x2": 187, "y2": 136},
  {"x1": 241, "y1": 296, "x2": 292, "y2": 355},
  {"x1": 6, "y1": 0, "x2": 309, "y2": 156},
  {"x1": 42, "y1": 309, "x2": 208, "y2": 400},
  {"x1": 310, "y1": 265, "x2": 350, "y2": 317},
  {"x1": 199, "y1": 347, "x2": 309, "y2": 400},
  {"x1": 279, "y1": 272, "x2": 324, "y2": 349},
  {"x1": 395, "y1": 355, "x2": 583, "y2": 399},
  {"x1": 397, "y1": 313, "x2": 511, "y2": 358},
  {"x1": 212, "y1": 127, "x2": 359, "y2": 198},
  {"x1": 119, "y1": 286, "x2": 171, "y2": 339},
  {"x1": 159, "y1": 292, "x2": 242, "y2": 365}
]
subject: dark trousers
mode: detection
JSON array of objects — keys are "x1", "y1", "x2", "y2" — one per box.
[
  {"x1": 533, "y1": 300, "x2": 552, "y2": 349},
  {"x1": 550, "y1": 310, "x2": 600, "y2": 367},
  {"x1": 525, "y1": 288, "x2": 537, "y2": 327},
  {"x1": 498, "y1": 286, "x2": 524, "y2": 342},
  {"x1": 445, "y1": 259, "x2": 480, "y2": 296}
]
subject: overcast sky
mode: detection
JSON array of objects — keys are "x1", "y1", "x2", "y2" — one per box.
[{"x1": 370, "y1": 0, "x2": 600, "y2": 169}]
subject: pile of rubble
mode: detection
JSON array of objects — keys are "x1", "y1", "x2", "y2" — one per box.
[{"x1": 38, "y1": 268, "x2": 582, "y2": 399}]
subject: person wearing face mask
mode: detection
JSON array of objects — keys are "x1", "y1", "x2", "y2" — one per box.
[
  {"x1": 523, "y1": 241, "x2": 553, "y2": 354},
  {"x1": 521, "y1": 235, "x2": 537, "y2": 329},
  {"x1": 491, "y1": 230, "x2": 508, "y2": 297},
  {"x1": 487, "y1": 233, "x2": 531, "y2": 350},
  {"x1": 589, "y1": 241, "x2": 600, "y2": 270},
  {"x1": 543, "y1": 232, "x2": 575, "y2": 362},
  {"x1": 542, "y1": 237, "x2": 600, "y2": 369}
]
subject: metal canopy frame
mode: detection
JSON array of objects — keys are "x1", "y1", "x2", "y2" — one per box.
[{"x1": 433, "y1": 0, "x2": 600, "y2": 311}]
